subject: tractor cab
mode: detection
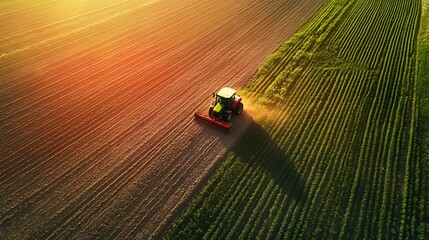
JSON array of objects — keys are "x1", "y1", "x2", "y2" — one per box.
[
  {"x1": 209, "y1": 87, "x2": 243, "y2": 122},
  {"x1": 214, "y1": 87, "x2": 236, "y2": 109}
]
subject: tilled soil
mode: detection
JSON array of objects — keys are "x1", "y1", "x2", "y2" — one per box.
[{"x1": 0, "y1": 0, "x2": 324, "y2": 238}]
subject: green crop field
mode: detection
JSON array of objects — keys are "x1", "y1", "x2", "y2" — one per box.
[{"x1": 165, "y1": 0, "x2": 429, "y2": 239}]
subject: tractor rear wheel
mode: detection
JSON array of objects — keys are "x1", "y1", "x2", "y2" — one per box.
[
  {"x1": 234, "y1": 102, "x2": 243, "y2": 115},
  {"x1": 209, "y1": 106, "x2": 214, "y2": 117}
]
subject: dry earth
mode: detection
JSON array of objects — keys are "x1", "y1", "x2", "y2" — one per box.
[{"x1": 0, "y1": 0, "x2": 324, "y2": 238}]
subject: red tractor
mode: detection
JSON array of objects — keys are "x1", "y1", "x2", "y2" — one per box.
[{"x1": 194, "y1": 87, "x2": 243, "y2": 133}]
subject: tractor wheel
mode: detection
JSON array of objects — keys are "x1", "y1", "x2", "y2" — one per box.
[
  {"x1": 223, "y1": 111, "x2": 232, "y2": 122},
  {"x1": 234, "y1": 102, "x2": 243, "y2": 115},
  {"x1": 209, "y1": 106, "x2": 214, "y2": 116}
]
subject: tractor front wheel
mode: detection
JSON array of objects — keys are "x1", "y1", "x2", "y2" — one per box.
[
  {"x1": 234, "y1": 102, "x2": 243, "y2": 115},
  {"x1": 223, "y1": 111, "x2": 232, "y2": 122},
  {"x1": 209, "y1": 106, "x2": 214, "y2": 117}
]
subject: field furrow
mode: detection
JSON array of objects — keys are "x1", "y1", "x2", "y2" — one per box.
[{"x1": 0, "y1": 0, "x2": 326, "y2": 239}]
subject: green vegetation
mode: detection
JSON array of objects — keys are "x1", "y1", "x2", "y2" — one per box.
[
  {"x1": 416, "y1": 0, "x2": 429, "y2": 238},
  {"x1": 165, "y1": 0, "x2": 428, "y2": 239}
]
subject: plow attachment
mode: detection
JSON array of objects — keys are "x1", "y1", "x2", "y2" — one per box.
[{"x1": 194, "y1": 112, "x2": 233, "y2": 133}]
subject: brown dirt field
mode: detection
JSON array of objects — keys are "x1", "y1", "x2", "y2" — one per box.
[{"x1": 0, "y1": 0, "x2": 325, "y2": 239}]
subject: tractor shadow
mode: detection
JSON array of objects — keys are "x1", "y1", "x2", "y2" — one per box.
[{"x1": 225, "y1": 112, "x2": 308, "y2": 204}]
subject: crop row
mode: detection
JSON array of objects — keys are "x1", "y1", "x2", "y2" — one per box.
[{"x1": 165, "y1": 0, "x2": 426, "y2": 239}]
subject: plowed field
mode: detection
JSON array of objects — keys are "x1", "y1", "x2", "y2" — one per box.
[{"x1": 0, "y1": 0, "x2": 325, "y2": 238}]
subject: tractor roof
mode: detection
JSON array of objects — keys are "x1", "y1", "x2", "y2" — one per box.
[{"x1": 217, "y1": 87, "x2": 236, "y2": 98}]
